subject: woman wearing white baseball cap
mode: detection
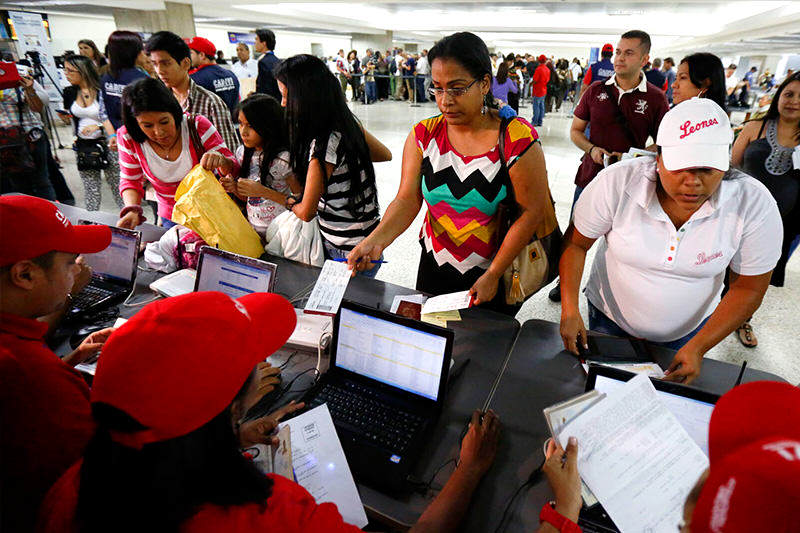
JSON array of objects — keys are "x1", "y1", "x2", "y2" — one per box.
[{"x1": 559, "y1": 97, "x2": 783, "y2": 384}]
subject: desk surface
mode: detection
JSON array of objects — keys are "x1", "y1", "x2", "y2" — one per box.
[
  {"x1": 57, "y1": 204, "x2": 520, "y2": 528},
  {"x1": 468, "y1": 319, "x2": 786, "y2": 533}
]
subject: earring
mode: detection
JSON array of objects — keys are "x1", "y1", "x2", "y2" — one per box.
[{"x1": 481, "y1": 104, "x2": 487, "y2": 115}]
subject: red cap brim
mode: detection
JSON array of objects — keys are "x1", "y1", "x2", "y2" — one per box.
[
  {"x1": 60, "y1": 224, "x2": 112, "y2": 256},
  {"x1": 237, "y1": 292, "x2": 297, "y2": 358}
]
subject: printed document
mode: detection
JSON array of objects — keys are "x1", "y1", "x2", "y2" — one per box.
[
  {"x1": 304, "y1": 260, "x2": 352, "y2": 315},
  {"x1": 421, "y1": 290, "x2": 473, "y2": 315},
  {"x1": 280, "y1": 405, "x2": 368, "y2": 529},
  {"x1": 558, "y1": 374, "x2": 709, "y2": 533}
]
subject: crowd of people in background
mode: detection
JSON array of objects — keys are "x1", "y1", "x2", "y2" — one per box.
[{"x1": 1, "y1": 21, "x2": 799, "y2": 533}]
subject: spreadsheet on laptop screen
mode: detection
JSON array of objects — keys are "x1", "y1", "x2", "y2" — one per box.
[
  {"x1": 593, "y1": 375, "x2": 715, "y2": 455},
  {"x1": 336, "y1": 308, "x2": 448, "y2": 401},
  {"x1": 195, "y1": 254, "x2": 273, "y2": 297},
  {"x1": 82, "y1": 230, "x2": 137, "y2": 282}
]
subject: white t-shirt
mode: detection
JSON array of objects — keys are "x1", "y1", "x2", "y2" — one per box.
[
  {"x1": 141, "y1": 120, "x2": 193, "y2": 184},
  {"x1": 725, "y1": 74, "x2": 739, "y2": 92},
  {"x1": 236, "y1": 145, "x2": 293, "y2": 237},
  {"x1": 574, "y1": 157, "x2": 782, "y2": 342},
  {"x1": 570, "y1": 63, "x2": 582, "y2": 83},
  {"x1": 231, "y1": 58, "x2": 258, "y2": 79}
]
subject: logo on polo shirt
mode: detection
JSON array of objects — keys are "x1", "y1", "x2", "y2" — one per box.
[
  {"x1": 695, "y1": 251, "x2": 723, "y2": 265},
  {"x1": 597, "y1": 92, "x2": 609, "y2": 101},
  {"x1": 635, "y1": 99, "x2": 648, "y2": 114},
  {"x1": 679, "y1": 117, "x2": 720, "y2": 139}
]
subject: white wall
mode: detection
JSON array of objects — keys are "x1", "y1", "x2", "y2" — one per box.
[{"x1": 47, "y1": 12, "x2": 118, "y2": 55}]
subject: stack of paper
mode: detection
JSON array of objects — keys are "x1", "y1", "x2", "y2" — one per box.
[
  {"x1": 556, "y1": 375, "x2": 709, "y2": 533},
  {"x1": 390, "y1": 292, "x2": 466, "y2": 327}
]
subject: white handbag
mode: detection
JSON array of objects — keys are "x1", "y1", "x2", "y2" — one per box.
[{"x1": 264, "y1": 210, "x2": 325, "y2": 267}]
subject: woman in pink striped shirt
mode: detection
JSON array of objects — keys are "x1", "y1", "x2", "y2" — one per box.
[{"x1": 115, "y1": 78, "x2": 238, "y2": 229}]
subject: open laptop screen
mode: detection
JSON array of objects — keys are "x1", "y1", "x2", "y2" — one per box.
[
  {"x1": 335, "y1": 306, "x2": 449, "y2": 401},
  {"x1": 194, "y1": 247, "x2": 276, "y2": 297},
  {"x1": 588, "y1": 368, "x2": 718, "y2": 455},
  {"x1": 81, "y1": 226, "x2": 139, "y2": 283}
]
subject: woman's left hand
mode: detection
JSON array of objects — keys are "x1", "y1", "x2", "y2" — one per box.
[
  {"x1": 664, "y1": 345, "x2": 704, "y2": 384},
  {"x1": 200, "y1": 152, "x2": 233, "y2": 174},
  {"x1": 469, "y1": 270, "x2": 501, "y2": 306},
  {"x1": 80, "y1": 124, "x2": 99, "y2": 136}
]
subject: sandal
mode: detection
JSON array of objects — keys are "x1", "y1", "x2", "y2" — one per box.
[{"x1": 736, "y1": 320, "x2": 758, "y2": 348}]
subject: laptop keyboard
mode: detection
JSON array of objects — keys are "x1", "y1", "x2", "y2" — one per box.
[
  {"x1": 72, "y1": 284, "x2": 115, "y2": 308},
  {"x1": 307, "y1": 381, "x2": 424, "y2": 453}
]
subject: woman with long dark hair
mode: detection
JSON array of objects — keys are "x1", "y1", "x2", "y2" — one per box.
[
  {"x1": 347, "y1": 49, "x2": 361, "y2": 102},
  {"x1": 729, "y1": 71, "x2": 800, "y2": 346},
  {"x1": 99, "y1": 31, "x2": 150, "y2": 143},
  {"x1": 491, "y1": 61, "x2": 518, "y2": 104},
  {"x1": 347, "y1": 32, "x2": 550, "y2": 314},
  {"x1": 274, "y1": 54, "x2": 391, "y2": 274},
  {"x1": 115, "y1": 77, "x2": 237, "y2": 229},
  {"x1": 62, "y1": 54, "x2": 122, "y2": 210},
  {"x1": 77, "y1": 39, "x2": 107, "y2": 71},
  {"x1": 218, "y1": 94, "x2": 301, "y2": 238},
  {"x1": 37, "y1": 291, "x2": 501, "y2": 533},
  {"x1": 671, "y1": 53, "x2": 728, "y2": 112}
]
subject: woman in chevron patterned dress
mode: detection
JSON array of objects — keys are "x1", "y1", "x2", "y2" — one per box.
[{"x1": 347, "y1": 32, "x2": 551, "y2": 315}]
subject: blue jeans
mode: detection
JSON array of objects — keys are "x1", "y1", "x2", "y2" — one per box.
[
  {"x1": 365, "y1": 81, "x2": 377, "y2": 104},
  {"x1": 569, "y1": 184, "x2": 585, "y2": 220},
  {"x1": 531, "y1": 96, "x2": 545, "y2": 126},
  {"x1": 587, "y1": 300, "x2": 709, "y2": 351},
  {"x1": 323, "y1": 240, "x2": 381, "y2": 278}
]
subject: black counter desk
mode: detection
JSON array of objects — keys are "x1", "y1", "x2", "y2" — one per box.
[
  {"x1": 56, "y1": 203, "x2": 521, "y2": 528},
  {"x1": 466, "y1": 319, "x2": 788, "y2": 533}
]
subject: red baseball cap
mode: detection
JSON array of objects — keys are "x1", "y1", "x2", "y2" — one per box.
[
  {"x1": 691, "y1": 381, "x2": 800, "y2": 532},
  {"x1": 538, "y1": 54, "x2": 547, "y2": 63},
  {"x1": 602, "y1": 43, "x2": 614, "y2": 53},
  {"x1": 0, "y1": 195, "x2": 111, "y2": 267},
  {"x1": 91, "y1": 291, "x2": 296, "y2": 449},
  {"x1": 186, "y1": 36, "x2": 216, "y2": 58}
]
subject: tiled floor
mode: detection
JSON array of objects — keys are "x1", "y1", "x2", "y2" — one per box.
[{"x1": 53, "y1": 97, "x2": 800, "y2": 385}]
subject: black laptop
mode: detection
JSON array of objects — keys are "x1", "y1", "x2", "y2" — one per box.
[
  {"x1": 67, "y1": 222, "x2": 141, "y2": 320},
  {"x1": 302, "y1": 299, "x2": 455, "y2": 493},
  {"x1": 578, "y1": 365, "x2": 720, "y2": 532}
]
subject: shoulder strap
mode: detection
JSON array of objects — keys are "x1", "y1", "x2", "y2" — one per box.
[
  {"x1": 757, "y1": 118, "x2": 768, "y2": 138},
  {"x1": 13, "y1": 87, "x2": 26, "y2": 126},
  {"x1": 497, "y1": 116, "x2": 516, "y2": 207},
  {"x1": 601, "y1": 83, "x2": 638, "y2": 147}
]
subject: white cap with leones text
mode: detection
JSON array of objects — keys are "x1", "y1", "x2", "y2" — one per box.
[{"x1": 656, "y1": 97, "x2": 733, "y2": 172}]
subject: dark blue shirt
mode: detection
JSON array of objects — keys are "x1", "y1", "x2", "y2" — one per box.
[
  {"x1": 645, "y1": 69, "x2": 667, "y2": 90},
  {"x1": 256, "y1": 51, "x2": 281, "y2": 101},
  {"x1": 100, "y1": 68, "x2": 149, "y2": 130},
  {"x1": 190, "y1": 64, "x2": 240, "y2": 116},
  {"x1": 587, "y1": 59, "x2": 615, "y2": 85}
]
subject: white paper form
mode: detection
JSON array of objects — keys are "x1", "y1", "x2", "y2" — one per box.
[
  {"x1": 420, "y1": 290, "x2": 473, "y2": 315},
  {"x1": 304, "y1": 260, "x2": 352, "y2": 315},
  {"x1": 558, "y1": 374, "x2": 709, "y2": 533},
  {"x1": 280, "y1": 405, "x2": 369, "y2": 529}
]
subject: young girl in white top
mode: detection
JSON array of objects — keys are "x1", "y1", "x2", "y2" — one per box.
[{"x1": 219, "y1": 94, "x2": 301, "y2": 239}]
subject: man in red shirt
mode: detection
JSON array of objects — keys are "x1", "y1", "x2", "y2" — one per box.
[
  {"x1": 550, "y1": 30, "x2": 669, "y2": 302},
  {"x1": 530, "y1": 54, "x2": 551, "y2": 127},
  {"x1": 0, "y1": 196, "x2": 114, "y2": 532}
]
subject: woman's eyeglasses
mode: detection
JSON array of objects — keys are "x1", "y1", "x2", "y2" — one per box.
[{"x1": 428, "y1": 78, "x2": 480, "y2": 98}]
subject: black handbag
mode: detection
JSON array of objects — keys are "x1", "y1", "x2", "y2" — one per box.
[
  {"x1": 75, "y1": 137, "x2": 109, "y2": 171},
  {"x1": 0, "y1": 88, "x2": 37, "y2": 176}
]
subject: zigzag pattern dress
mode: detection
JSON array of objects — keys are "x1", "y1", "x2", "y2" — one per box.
[{"x1": 413, "y1": 114, "x2": 538, "y2": 301}]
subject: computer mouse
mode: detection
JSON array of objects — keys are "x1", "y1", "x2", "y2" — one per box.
[
  {"x1": 69, "y1": 324, "x2": 107, "y2": 350},
  {"x1": 245, "y1": 374, "x2": 284, "y2": 420}
]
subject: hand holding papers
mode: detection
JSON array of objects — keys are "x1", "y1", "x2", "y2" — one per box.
[
  {"x1": 420, "y1": 290, "x2": 473, "y2": 315},
  {"x1": 556, "y1": 375, "x2": 708, "y2": 533},
  {"x1": 304, "y1": 260, "x2": 352, "y2": 315}
]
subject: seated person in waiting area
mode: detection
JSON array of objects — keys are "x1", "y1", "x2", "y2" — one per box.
[
  {"x1": 559, "y1": 98, "x2": 782, "y2": 384},
  {"x1": 538, "y1": 381, "x2": 800, "y2": 532},
  {"x1": 37, "y1": 291, "x2": 501, "y2": 533}
]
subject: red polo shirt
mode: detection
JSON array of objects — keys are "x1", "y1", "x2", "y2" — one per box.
[
  {"x1": 38, "y1": 463, "x2": 362, "y2": 533},
  {"x1": 573, "y1": 74, "x2": 669, "y2": 188},
  {"x1": 531, "y1": 63, "x2": 551, "y2": 98},
  {"x1": 0, "y1": 313, "x2": 95, "y2": 533}
]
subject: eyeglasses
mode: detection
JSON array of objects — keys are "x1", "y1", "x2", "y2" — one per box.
[{"x1": 428, "y1": 78, "x2": 480, "y2": 98}]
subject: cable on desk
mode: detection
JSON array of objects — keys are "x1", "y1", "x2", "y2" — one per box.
[
  {"x1": 279, "y1": 350, "x2": 299, "y2": 369},
  {"x1": 492, "y1": 456, "x2": 546, "y2": 533}
]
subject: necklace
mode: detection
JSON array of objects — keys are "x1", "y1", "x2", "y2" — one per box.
[{"x1": 151, "y1": 134, "x2": 181, "y2": 160}]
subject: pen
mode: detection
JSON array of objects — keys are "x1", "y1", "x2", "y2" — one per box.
[
  {"x1": 733, "y1": 360, "x2": 747, "y2": 387},
  {"x1": 331, "y1": 258, "x2": 388, "y2": 264}
]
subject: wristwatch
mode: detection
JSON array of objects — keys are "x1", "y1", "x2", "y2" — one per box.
[{"x1": 539, "y1": 501, "x2": 582, "y2": 532}]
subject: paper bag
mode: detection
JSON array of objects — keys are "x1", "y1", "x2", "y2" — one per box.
[{"x1": 171, "y1": 164, "x2": 264, "y2": 258}]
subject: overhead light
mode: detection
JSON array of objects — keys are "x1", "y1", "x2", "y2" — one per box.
[{"x1": 607, "y1": 9, "x2": 645, "y2": 16}]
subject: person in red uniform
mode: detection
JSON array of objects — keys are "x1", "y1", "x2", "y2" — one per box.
[
  {"x1": 0, "y1": 195, "x2": 113, "y2": 532},
  {"x1": 37, "y1": 291, "x2": 501, "y2": 533},
  {"x1": 536, "y1": 381, "x2": 800, "y2": 532},
  {"x1": 530, "y1": 53, "x2": 551, "y2": 127}
]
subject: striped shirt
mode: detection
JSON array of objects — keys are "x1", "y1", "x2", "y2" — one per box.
[
  {"x1": 0, "y1": 88, "x2": 43, "y2": 132},
  {"x1": 180, "y1": 79, "x2": 240, "y2": 153},
  {"x1": 117, "y1": 114, "x2": 238, "y2": 219},
  {"x1": 311, "y1": 131, "x2": 380, "y2": 250}
]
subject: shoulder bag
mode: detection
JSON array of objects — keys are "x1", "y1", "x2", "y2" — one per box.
[
  {"x1": 75, "y1": 138, "x2": 109, "y2": 171},
  {"x1": 186, "y1": 114, "x2": 207, "y2": 160},
  {"x1": 496, "y1": 117, "x2": 563, "y2": 305}
]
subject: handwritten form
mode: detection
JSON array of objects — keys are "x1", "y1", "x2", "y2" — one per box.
[
  {"x1": 304, "y1": 260, "x2": 352, "y2": 315},
  {"x1": 558, "y1": 374, "x2": 709, "y2": 533},
  {"x1": 420, "y1": 290, "x2": 473, "y2": 315},
  {"x1": 280, "y1": 405, "x2": 369, "y2": 529}
]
